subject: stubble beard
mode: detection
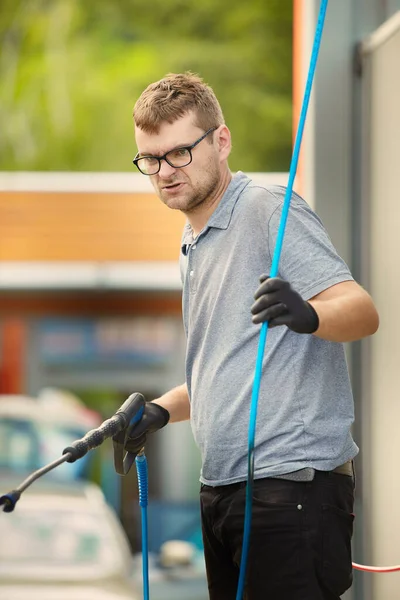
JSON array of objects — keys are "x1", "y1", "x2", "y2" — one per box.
[{"x1": 160, "y1": 161, "x2": 221, "y2": 215}]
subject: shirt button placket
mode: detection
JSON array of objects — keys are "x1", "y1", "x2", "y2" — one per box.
[{"x1": 188, "y1": 246, "x2": 197, "y2": 294}]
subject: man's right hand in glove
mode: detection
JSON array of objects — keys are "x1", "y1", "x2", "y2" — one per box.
[{"x1": 124, "y1": 401, "x2": 170, "y2": 458}]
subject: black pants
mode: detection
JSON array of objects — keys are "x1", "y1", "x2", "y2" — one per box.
[{"x1": 200, "y1": 470, "x2": 355, "y2": 600}]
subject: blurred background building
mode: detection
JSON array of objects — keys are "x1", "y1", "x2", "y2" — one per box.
[{"x1": 0, "y1": 1, "x2": 400, "y2": 599}]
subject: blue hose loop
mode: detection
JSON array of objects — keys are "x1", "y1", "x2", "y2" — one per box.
[
  {"x1": 136, "y1": 452, "x2": 150, "y2": 600},
  {"x1": 235, "y1": 2, "x2": 329, "y2": 598}
]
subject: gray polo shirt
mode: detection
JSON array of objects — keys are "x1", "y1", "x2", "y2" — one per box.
[{"x1": 180, "y1": 171, "x2": 358, "y2": 486}]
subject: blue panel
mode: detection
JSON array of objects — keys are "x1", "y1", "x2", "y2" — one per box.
[{"x1": 37, "y1": 318, "x2": 177, "y2": 366}]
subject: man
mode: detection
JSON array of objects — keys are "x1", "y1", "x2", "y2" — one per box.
[{"x1": 127, "y1": 72, "x2": 379, "y2": 599}]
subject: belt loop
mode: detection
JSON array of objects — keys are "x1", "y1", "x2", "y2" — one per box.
[{"x1": 352, "y1": 460, "x2": 356, "y2": 489}]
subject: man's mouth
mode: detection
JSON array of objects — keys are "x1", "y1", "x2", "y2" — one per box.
[{"x1": 162, "y1": 182, "x2": 184, "y2": 191}]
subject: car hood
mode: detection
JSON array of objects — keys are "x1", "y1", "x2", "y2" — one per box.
[{"x1": 0, "y1": 584, "x2": 138, "y2": 600}]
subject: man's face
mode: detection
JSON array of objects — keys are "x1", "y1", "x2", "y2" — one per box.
[{"x1": 135, "y1": 112, "x2": 224, "y2": 213}]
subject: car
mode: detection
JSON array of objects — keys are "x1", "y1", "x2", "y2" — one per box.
[{"x1": 0, "y1": 480, "x2": 140, "y2": 600}]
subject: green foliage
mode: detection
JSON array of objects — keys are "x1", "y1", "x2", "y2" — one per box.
[{"x1": 0, "y1": 0, "x2": 292, "y2": 172}]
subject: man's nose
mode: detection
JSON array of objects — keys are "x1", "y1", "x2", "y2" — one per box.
[{"x1": 158, "y1": 159, "x2": 177, "y2": 179}]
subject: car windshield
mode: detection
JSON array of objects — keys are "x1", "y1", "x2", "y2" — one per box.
[{"x1": 0, "y1": 496, "x2": 127, "y2": 581}]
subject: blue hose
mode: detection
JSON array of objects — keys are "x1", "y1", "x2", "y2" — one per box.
[
  {"x1": 136, "y1": 452, "x2": 150, "y2": 600},
  {"x1": 235, "y1": 2, "x2": 329, "y2": 598}
]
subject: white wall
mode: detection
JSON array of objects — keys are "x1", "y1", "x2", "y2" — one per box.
[{"x1": 361, "y1": 12, "x2": 400, "y2": 600}]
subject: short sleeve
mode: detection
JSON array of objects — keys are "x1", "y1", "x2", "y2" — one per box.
[{"x1": 267, "y1": 191, "x2": 353, "y2": 300}]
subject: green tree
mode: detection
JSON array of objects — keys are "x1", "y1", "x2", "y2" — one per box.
[{"x1": 0, "y1": 0, "x2": 292, "y2": 172}]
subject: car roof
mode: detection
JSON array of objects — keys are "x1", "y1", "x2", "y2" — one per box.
[{"x1": 0, "y1": 394, "x2": 99, "y2": 428}]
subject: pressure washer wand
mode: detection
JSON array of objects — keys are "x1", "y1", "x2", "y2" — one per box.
[{"x1": 0, "y1": 392, "x2": 145, "y2": 513}]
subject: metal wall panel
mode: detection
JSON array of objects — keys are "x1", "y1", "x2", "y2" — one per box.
[{"x1": 360, "y1": 12, "x2": 400, "y2": 600}]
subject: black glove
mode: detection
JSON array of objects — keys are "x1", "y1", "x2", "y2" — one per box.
[
  {"x1": 251, "y1": 275, "x2": 319, "y2": 334},
  {"x1": 124, "y1": 402, "x2": 170, "y2": 457}
]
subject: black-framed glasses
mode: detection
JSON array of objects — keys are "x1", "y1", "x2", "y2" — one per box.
[{"x1": 133, "y1": 126, "x2": 218, "y2": 175}]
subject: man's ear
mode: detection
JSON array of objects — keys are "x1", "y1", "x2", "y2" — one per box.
[{"x1": 217, "y1": 125, "x2": 232, "y2": 161}]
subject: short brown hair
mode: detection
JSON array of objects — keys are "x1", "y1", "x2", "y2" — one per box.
[{"x1": 133, "y1": 72, "x2": 225, "y2": 134}]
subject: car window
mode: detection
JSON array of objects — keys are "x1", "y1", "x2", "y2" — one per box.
[
  {"x1": 0, "y1": 420, "x2": 36, "y2": 471},
  {"x1": 0, "y1": 419, "x2": 91, "y2": 479}
]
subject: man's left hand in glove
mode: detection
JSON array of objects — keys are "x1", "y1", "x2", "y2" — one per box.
[
  {"x1": 124, "y1": 401, "x2": 170, "y2": 458},
  {"x1": 251, "y1": 275, "x2": 319, "y2": 334}
]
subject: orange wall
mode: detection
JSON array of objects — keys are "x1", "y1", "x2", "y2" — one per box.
[
  {"x1": 0, "y1": 191, "x2": 185, "y2": 261},
  {"x1": 0, "y1": 292, "x2": 182, "y2": 317}
]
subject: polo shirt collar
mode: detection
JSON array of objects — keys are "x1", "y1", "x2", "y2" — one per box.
[
  {"x1": 207, "y1": 171, "x2": 250, "y2": 230},
  {"x1": 181, "y1": 171, "x2": 250, "y2": 248}
]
